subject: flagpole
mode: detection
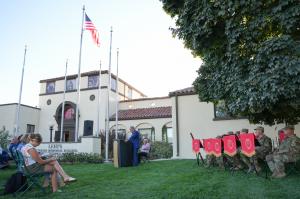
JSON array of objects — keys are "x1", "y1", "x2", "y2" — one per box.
[
  {"x1": 97, "y1": 60, "x2": 102, "y2": 137},
  {"x1": 115, "y1": 48, "x2": 119, "y2": 140},
  {"x1": 75, "y1": 5, "x2": 85, "y2": 142},
  {"x1": 105, "y1": 26, "x2": 113, "y2": 162},
  {"x1": 60, "y1": 59, "x2": 68, "y2": 142},
  {"x1": 15, "y1": 45, "x2": 27, "y2": 136}
]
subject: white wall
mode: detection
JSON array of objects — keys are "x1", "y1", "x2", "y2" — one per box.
[
  {"x1": 172, "y1": 94, "x2": 300, "y2": 159},
  {"x1": 37, "y1": 136, "x2": 101, "y2": 154},
  {"x1": 0, "y1": 104, "x2": 40, "y2": 136}
]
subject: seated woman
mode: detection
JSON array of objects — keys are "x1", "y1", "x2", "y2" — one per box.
[
  {"x1": 138, "y1": 138, "x2": 151, "y2": 162},
  {"x1": 0, "y1": 146, "x2": 9, "y2": 167},
  {"x1": 22, "y1": 133, "x2": 76, "y2": 192}
]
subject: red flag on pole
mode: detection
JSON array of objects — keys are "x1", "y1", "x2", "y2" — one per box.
[
  {"x1": 192, "y1": 139, "x2": 201, "y2": 153},
  {"x1": 85, "y1": 14, "x2": 100, "y2": 47},
  {"x1": 239, "y1": 133, "x2": 256, "y2": 157},
  {"x1": 222, "y1": 135, "x2": 237, "y2": 157},
  {"x1": 211, "y1": 138, "x2": 222, "y2": 157},
  {"x1": 203, "y1": 139, "x2": 214, "y2": 155}
]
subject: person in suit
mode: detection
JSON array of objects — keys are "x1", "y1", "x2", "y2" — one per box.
[{"x1": 128, "y1": 126, "x2": 140, "y2": 166}]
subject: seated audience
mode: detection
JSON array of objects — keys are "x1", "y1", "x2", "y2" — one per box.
[
  {"x1": 240, "y1": 126, "x2": 272, "y2": 173},
  {"x1": 21, "y1": 133, "x2": 76, "y2": 192},
  {"x1": 266, "y1": 125, "x2": 300, "y2": 178},
  {"x1": 0, "y1": 146, "x2": 9, "y2": 166},
  {"x1": 17, "y1": 134, "x2": 31, "y2": 151},
  {"x1": 138, "y1": 138, "x2": 151, "y2": 162}
]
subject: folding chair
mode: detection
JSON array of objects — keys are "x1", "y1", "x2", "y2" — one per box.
[
  {"x1": 285, "y1": 160, "x2": 300, "y2": 176},
  {"x1": 13, "y1": 150, "x2": 50, "y2": 197}
]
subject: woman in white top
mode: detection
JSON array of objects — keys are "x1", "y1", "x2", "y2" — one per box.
[{"x1": 22, "y1": 133, "x2": 76, "y2": 192}]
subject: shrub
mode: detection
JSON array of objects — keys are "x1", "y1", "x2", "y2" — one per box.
[
  {"x1": 0, "y1": 126, "x2": 10, "y2": 149},
  {"x1": 149, "y1": 141, "x2": 173, "y2": 159},
  {"x1": 58, "y1": 152, "x2": 103, "y2": 164}
]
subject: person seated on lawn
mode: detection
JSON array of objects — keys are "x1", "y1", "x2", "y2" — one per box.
[
  {"x1": 230, "y1": 129, "x2": 249, "y2": 170},
  {"x1": 0, "y1": 145, "x2": 9, "y2": 167},
  {"x1": 8, "y1": 135, "x2": 22, "y2": 159},
  {"x1": 21, "y1": 133, "x2": 76, "y2": 192},
  {"x1": 266, "y1": 125, "x2": 300, "y2": 178},
  {"x1": 16, "y1": 133, "x2": 31, "y2": 151},
  {"x1": 240, "y1": 126, "x2": 272, "y2": 173},
  {"x1": 138, "y1": 138, "x2": 151, "y2": 162}
]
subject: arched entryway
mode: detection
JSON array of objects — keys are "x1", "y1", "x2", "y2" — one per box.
[{"x1": 54, "y1": 101, "x2": 77, "y2": 142}]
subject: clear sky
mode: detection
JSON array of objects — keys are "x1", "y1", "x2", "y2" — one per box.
[{"x1": 0, "y1": 0, "x2": 201, "y2": 107}]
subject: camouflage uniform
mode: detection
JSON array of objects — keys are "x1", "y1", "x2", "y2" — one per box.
[
  {"x1": 240, "y1": 134, "x2": 272, "y2": 171},
  {"x1": 205, "y1": 154, "x2": 216, "y2": 167},
  {"x1": 266, "y1": 134, "x2": 300, "y2": 175}
]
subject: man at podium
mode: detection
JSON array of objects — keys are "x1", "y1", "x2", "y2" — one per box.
[{"x1": 128, "y1": 126, "x2": 140, "y2": 166}]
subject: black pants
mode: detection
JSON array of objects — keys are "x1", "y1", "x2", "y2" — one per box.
[{"x1": 138, "y1": 152, "x2": 149, "y2": 162}]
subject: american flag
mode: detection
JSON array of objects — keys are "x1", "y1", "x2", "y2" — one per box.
[{"x1": 85, "y1": 14, "x2": 100, "y2": 47}]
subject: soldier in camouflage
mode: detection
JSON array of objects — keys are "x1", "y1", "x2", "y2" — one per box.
[
  {"x1": 240, "y1": 126, "x2": 272, "y2": 173},
  {"x1": 266, "y1": 125, "x2": 300, "y2": 178},
  {"x1": 205, "y1": 154, "x2": 216, "y2": 168}
]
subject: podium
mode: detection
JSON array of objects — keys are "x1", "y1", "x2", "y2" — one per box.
[{"x1": 113, "y1": 139, "x2": 133, "y2": 168}]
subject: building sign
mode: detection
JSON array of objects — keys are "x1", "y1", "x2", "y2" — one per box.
[{"x1": 38, "y1": 143, "x2": 78, "y2": 155}]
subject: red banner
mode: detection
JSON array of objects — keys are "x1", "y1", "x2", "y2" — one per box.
[
  {"x1": 239, "y1": 133, "x2": 256, "y2": 157},
  {"x1": 222, "y1": 135, "x2": 237, "y2": 157},
  {"x1": 212, "y1": 138, "x2": 222, "y2": 157},
  {"x1": 192, "y1": 139, "x2": 201, "y2": 153},
  {"x1": 203, "y1": 139, "x2": 214, "y2": 155}
]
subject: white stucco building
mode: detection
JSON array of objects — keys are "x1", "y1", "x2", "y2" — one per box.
[{"x1": 0, "y1": 70, "x2": 299, "y2": 158}]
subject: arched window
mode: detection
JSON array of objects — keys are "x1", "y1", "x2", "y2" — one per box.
[
  {"x1": 162, "y1": 122, "x2": 172, "y2": 143},
  {"x1": 136, "y1": 123, "x2": 155, "y2": 142}
]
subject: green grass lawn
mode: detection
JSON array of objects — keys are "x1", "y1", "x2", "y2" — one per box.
[{"x1": 0, "y1": 160, "x2": 300, "y2": 199}]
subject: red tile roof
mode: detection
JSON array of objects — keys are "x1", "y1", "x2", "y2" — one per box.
[
  {"x1": 169, "y1": 87, "x2": 196, "y2": 97},
  {"x1": 110, "y1": 106, "x2": 172, "y2": 121}
]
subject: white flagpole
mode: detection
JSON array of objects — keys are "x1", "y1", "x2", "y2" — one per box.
[
  {"x1": 115, "y1": 48, "x2": 119, "y2": 140},
  {"x1": 60, "y1": 59, "x2": 68, "y2": 142},
  {"x1": 105, "y1": 27, "x2": 113, "y2": 162},
  {"x1": 75, "y1": 5, "x2": 85, "y2": 142},
  {"x1": 97, "y1": 60, "x2": 102, "y2": 137},
  {"x1": 15, "y1": 45, "x2": 27, "y2": 136}
]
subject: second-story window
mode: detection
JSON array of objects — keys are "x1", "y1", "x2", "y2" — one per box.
[
  {"x1": 66, "y1": 79, "x2": 76, "y2": 91},
  {"x1": 111, "y1": 78, "x2": 117, "y2": 91},
  {"x1": 46, "y1": 82, "x2": 55, "y2": 93},
  {"x1": 88, "y1": 75, "x2": 99, "y2": 88},
  {"x1": 127, "y1": 88, "x2": 132, "y2": 99}
]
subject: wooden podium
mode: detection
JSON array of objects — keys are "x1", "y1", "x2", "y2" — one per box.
[{"x1": 113, "y1": 139, "x2": 133, "y2": 168}]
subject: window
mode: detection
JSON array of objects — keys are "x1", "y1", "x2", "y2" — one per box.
[
  {"x1": 26, "y1": 124, "x2": 35, "y2": 134},
  {"x1": 139, "y1": 128, "x2": 155, "y2": 142},
  {"x1": 66, "y1": 79, "x2": 76, "y2": 91},
  {"x1": 88, "y1": 75, "x2": 99, "y2": 88},
  {"x1": 127, "y1": 88, "x2": 132, "y2": 99},
  {"x1": 111, "y1": 78, "x2": 117, "y2": 91},
  {"x1": 46, "y1": 82, "x2": 55, "y2": 93},
  {"x1": 162, "y1": 126, "x2": 173, "y2": 143},
  {"x1": 214, "y1": 101, "x2": 231, "y2": 119}
]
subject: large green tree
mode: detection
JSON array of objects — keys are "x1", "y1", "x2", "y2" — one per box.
[{"x1": 161, "y1": 0, "x2": 300, "y2": 125}]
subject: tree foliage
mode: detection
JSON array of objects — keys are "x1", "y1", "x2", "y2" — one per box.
[{"x1": 161, "y1": 0, "x2": 300, "y2": 125}]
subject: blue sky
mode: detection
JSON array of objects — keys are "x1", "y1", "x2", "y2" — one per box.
[{"x1": 0, "y1": 0, "x2": 201, "y2": 106}]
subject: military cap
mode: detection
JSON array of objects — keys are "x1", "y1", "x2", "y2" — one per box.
[
  {"x1": 284, "y1": 125, "x2": 295, "y2": 130},
  {"x1": 227, "y1": 131, "x2": 234, "y2": 135},
  {"x1": 240, "y1": 128, "x2": 249, "y2": 133},
  {"x1": 254, "y1": 126, "x2": 264, "y2": 132}
]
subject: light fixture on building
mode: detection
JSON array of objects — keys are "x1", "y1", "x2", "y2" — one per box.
[{"x1": 48, "y1": 122, "x2": 54, "y2": 142}]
